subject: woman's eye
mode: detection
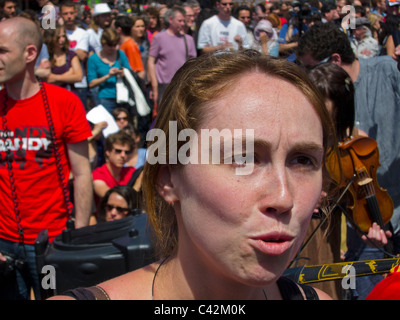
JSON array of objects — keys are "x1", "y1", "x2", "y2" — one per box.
[{"x1": 292, "y1": 155, "x2": 319, "y2": 168}]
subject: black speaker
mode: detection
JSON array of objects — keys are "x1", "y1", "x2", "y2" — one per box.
[{"x1": 35, "y1": 213, "x2": 156, "y2": 298}]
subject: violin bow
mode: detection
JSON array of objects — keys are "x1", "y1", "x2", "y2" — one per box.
[{"x1": 288, "y1": 175, "x2": 356, "y2": 268}]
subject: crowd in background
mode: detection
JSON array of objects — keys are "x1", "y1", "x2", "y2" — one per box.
[
  {"x1": 0, "y1": 0, "x2": 400, "y2": 300},
  {"x1": 1, "y1": 0, "x2": 398, "y2": 107}
]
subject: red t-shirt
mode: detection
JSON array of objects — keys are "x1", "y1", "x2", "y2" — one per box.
[
  {"x1": 0, "y1": 83, "x2": 92, "y2": 244},
  {"x1": 92, "y1": 164, "x2": 136, "y2": 213},
  {"x1": 92, "y1": 164, "x2": 135, "y2": 188},
  {"x1": 366, "y1": 266, "x2": 400, "y2": 300}
]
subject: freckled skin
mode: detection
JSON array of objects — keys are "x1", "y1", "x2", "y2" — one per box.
[{"x1": 170, "y1": 72, "x2": 324, "y2": 288}]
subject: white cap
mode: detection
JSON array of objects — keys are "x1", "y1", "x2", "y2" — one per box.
[{"x1": 93, "y1": 3, "x2": 111, "y2": 16}]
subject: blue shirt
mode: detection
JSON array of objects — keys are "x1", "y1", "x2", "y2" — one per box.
[
  {"x1": 87, "y1": 50, "x2": 131, "y2": 99},
  {"x1": 354, "y1": 56, "x2": 400, "y2": 232}
]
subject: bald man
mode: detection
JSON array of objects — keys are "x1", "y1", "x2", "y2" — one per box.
[{"x1": 0, "y1": 17, "x2": 93, "y2": 300}]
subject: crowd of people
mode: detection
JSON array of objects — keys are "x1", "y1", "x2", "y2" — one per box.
[{"x1": 0, "y1": 0, "x2": 399, "y2": 301}]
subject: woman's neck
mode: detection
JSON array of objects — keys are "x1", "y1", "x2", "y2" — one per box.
[
  {"x1": 153, "y1": 249, "x2": 275, "y2": 300},
  {"x1": 53, "y1": 47, "x2": 65, "y2": 57},
  {"x1": 100, "y1": 50, "x2": 117, "y2": 63}
]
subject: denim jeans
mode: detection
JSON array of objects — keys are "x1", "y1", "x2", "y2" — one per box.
[
  {"x1": 345, "y1": 225, "x2": 385, "y2": 300},
  {"x1": 0, "y1": 238, "x2": 41, "y2": 300},
  {"x1": 99, "y1": 98, "x2": 117, "y2": 114},
  {"x1": 74, "y1": 87, "x2": 88, "y2": 111}
]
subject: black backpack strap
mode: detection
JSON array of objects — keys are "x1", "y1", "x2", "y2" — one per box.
[
  {"x1": 127, "y1": 166, "x2": 144, "y2": 188},
  {"x1": 278, "y1": 276, "x2": 319, "y2": 300},
  {"x1": 298, "y1": 283, "x2": 320, "y2": 300}
]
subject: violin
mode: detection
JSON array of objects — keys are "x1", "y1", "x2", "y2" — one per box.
[{"x1": 326, "y1": 135, "x2": 393, "y2": 233}]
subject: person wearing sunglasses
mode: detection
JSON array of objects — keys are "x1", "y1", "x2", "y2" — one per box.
[
  {"x1": 92, "y1": 131, "x2": 137, "y2": 214},
  {"x1": 112, "y1": 107, "x2": 132, "y2": 130},
  {"x1": 97, "y1": 185, "x2": 140, "y2": 222},
  {"x1": 197, "y1": 0, "x2": 249, "y2": 54}
]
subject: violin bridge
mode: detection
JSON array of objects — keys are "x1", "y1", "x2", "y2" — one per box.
[{"x1": 357, "y1": 177, "x2": 373, "y2": 186}]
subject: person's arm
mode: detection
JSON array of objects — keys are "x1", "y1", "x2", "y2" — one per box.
[
  {"x1": 74, "y1": 31, "x2": 89, "y2": 62},
  {"x1": 75, "y1": 48, "x2": 88, "y2": 62},
  {"x1": 147, "y1": 55, "x2": 158, "y2": 105},
  {"x1": 392, "y1": 44, "x2": 400, "y2": 61},
  {"x1": 35, "y1": 58, "x2": 51, "y2": 79},
  {"x1": 47, "y1": 55, "x2": 83, "y2": 84},
  {"x1": 259, "y1": 32, "x2": 270, "y2": 55},
  {"x1": 67, "y1": 140, "x2": 92, "y2": 229},
  {"x1": 137, "y1": 70, "x2": 145, "y2": 80},
  {"x1": 88, "y1": 67, "x2": 122, "y2": 88},
  {"x1": 93, "y1": 179, "x2": 110, "y2": 198},
  {"x1": 279, "y1": 42, "x2": 298, "y2": 53},
  {"x1": 197, "y1": 20, "x2": 229, "y2": 54},
  {"x1": 386, "y1": 34, "x2": 395, "y2": 57},
  {"x1": 200, "y1": 41, "x2": 233, "y2": 54}
]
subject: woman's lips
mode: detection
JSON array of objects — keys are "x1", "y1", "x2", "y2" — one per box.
[{"x1": 250, "y1": 234, "x2": 294, "y2": 256}]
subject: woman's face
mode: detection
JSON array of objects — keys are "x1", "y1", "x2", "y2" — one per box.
[
  {"x1": 131, "y1": 19, "x2": 146, "y2": 39},
  {"x1": 105, "y1": 192, "x2": 130, "y2": 221},
  {"x1": 164, "y1": 72, "x2": 324, "y2": 287},
  {"x1": 56, "y1": 27, "x2": 67, "y2": 47},
  {"x1": 373, "y1": 18, "x2": 381, "y2": 31},
  {"x1": 115, "y1": 111, "x2": 129, "y2": 129},
  {"x1": 102, "y1": 41, "x2": 119, "y2": 54}
]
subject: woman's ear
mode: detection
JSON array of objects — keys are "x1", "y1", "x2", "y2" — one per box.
[{"x1": 156, "y1": 165, "x2": 180, "y2": 204}]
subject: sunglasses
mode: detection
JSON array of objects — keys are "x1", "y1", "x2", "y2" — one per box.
[
  {"x1": 116, "y1": 117, "x2": 128, "y2": 121},
  {"x1": 113, "y1": 148, "x2": 132, "y2": 155},
  {"x1": 105, "y1": 204, "x2": 130, "y2": 214}
]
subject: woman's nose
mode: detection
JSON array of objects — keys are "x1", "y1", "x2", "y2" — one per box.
[{"x1": 258, "y1": 167, "x2": 294, "y2": 215}]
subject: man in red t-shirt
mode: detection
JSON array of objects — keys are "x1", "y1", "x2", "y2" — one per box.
[
  {"x1": 92, "y1": 131, "x2": 136, "y2": 209},
  {"x1": 0, "y1": 17, "x2": 93, "y2": 300}
]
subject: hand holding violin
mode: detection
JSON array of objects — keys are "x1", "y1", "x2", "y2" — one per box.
[{"x1": 362, "y1": 222, "x2": 392, "y2": 248}]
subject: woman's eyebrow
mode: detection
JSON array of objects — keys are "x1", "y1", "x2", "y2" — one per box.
[{"x1": 290, "y1": 142, "x2": 324, "y2": 155}]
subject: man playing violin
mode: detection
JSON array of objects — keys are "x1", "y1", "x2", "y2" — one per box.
[{"x1": 300, "y1": 24, "x2": 400, "y2": 299}]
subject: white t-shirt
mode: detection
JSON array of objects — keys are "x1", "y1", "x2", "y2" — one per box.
[
  {"x1": 66, "y1": 27, "x2": 89, "y2": 88},
  {"x1": 87, "y1": 27, "x2": 104, "y2": 54},
  {"x1": 197, "y1": 15, "x2": 249, "y2": 51}
]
